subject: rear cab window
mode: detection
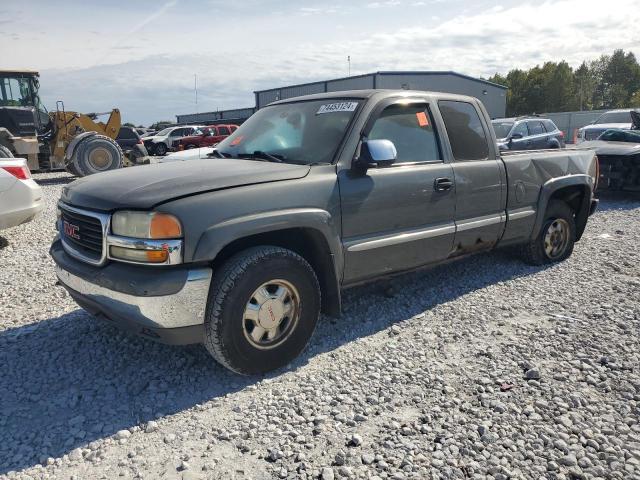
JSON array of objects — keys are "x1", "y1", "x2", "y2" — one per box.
[
  {"x1": 116, "y1": 128, "x2": 136, "y2": 140},
  {"x1": 438, "y1": 100, "x2": 489, "y2": 160}
]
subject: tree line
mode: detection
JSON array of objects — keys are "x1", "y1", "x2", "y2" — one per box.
[{"x1": 487, "y1": 49, "x2": 640, "y2": 117}]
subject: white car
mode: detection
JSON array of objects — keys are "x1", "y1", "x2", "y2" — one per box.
[
  {"x1": 0, "y1": 158, "x2": 44, "y2": 231},
  {"x1": 576, "y1": 109, "x2": 633, "y2": 143},
  {"x1": 143, "y1": 125, "x2": 204, "y2": 156},
  {"x1": 158, "y1": 146, "x2": 216, "y2": 163}
]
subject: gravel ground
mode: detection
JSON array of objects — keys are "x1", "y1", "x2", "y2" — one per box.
[{"x1": 1, "y1": 172, "x2": 639, "y2": 480}]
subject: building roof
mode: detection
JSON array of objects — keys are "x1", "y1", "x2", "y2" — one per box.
[
  {"x1": 0, "y1": 69, "x2": 40, "y2": 76},
  {"x1": 254, "y1": 70, "x2": 508, "y2": 94}
]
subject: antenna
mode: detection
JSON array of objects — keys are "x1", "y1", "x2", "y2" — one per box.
[
  {"x1": 347, "y1": 56, "x2": 351, "y2": 76},
  {"x1": 194, "y1": 74, "x2": 199, "y2": 120}
]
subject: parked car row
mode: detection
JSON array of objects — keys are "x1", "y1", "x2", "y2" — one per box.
[
  {"x1": 141, "y1": 124, "x2": 238, "y2": 156},
  {"x1": 575, "y1": 109, "x2": 635, "y2": 143}
]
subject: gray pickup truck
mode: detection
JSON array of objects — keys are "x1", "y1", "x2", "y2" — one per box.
[{"x1": 51, "y1": 90, "x2": 599, "y2": 374}]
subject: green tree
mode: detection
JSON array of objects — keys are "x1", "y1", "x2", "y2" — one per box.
[{"x1": 490, "y1": 49, "x2": 640, "y2": 115}]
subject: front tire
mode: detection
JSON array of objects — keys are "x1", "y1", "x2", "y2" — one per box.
[
  {"x1": 154, "y1": 143, "x2": 167, "y2": 156},
  {"x1": 203, "y1": 246, "x2": 321, "y2": 375},
  {"x1": 521, "y1": 201, "x2": 575, "y2": 265}
]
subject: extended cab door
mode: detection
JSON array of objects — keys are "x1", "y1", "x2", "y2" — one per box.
[
  {"x1": 438, "y1": 100, "x2": 506, "y2": 254},
  {"x1": 339, "y1": 100, "x2": 456, "y2": 284}
]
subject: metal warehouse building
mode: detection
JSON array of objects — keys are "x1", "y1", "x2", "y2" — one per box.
[{"x1": 176, "y1": 71, "x2": 507, "y2": 124}]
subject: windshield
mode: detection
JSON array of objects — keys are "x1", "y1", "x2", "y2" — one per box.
[
  {"x1": 0, "y1": 75, "x2": 36, "y2": 107},
  {"x1": 596, "y1": 111, "x2": 631, "y2": 124},
  {"x1": 155, "y1": 127, "x2": 173, "y2": 136},
  {"x1": 216, "y1": 99, "x2": 361, "y2": 164},
  {"x1": 491, "y1": 121, "x2": 514, "y2": 139}
]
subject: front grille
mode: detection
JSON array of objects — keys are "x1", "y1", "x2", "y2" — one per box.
[
  {"x1": 60, "y1": 207, "x2": 104, "y2": 262},
  {"x1": 584, "y1": 128, "x2": 605, "y2": 141}
]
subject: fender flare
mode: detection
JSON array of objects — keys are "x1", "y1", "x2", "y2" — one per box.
[
  {"x1": 193, "y1": 208, "x2": 343, "y2": 316},
  {"x1": 532, "y1": 174, "x2": 593, "y2": 241},
  {"x1": 64, "y1": 131, "x2": 98, "y2": 161}
]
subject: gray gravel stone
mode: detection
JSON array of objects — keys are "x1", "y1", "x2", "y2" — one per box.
[{"x1": 1, "y1": 173, "x2": 639, "y2": 480}]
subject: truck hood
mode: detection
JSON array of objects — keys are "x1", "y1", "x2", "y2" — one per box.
[
  {"x1": 179, "y1": 134, "x2": 203, "y2": 143},
  {"x1": 61, "y1": 159, "x2": 311, "y2": 211},
  {"x1": 142, "y1": 135, "x2": 166, "y2": 142},
  {"x1": 578, "y1": 141, "x2": 640, "y2": 156},
  {"x1": 582, "y1": 122, "x2": 631, "y2": 131}
]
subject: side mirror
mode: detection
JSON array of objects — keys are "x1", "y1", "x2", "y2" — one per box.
[
  {"x1": 355, "y1": 139, "x2": 397, "y2": 170},
  {"x1": 510, "y1": 133, "x2": 523, "y2": 140}
]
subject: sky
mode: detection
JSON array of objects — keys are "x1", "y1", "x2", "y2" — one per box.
[{"x1": 2, "y1": 0, "x2": 639, "y2": 125}]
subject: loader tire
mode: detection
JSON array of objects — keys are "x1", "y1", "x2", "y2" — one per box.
[
  {"x1": 72, "y1": 135, "x2": 124, "y2": 177},
  {"x1": 65, "y1": 162, "x2": 82, "y2": 177},
  {"x1": 0, "y1": 145, "x2": 14, "y2": 158}
]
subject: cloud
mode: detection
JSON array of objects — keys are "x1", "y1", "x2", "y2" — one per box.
[
  {"x1": 36, "y1": 0, "x2": 640, "y2": 124},
  {"x1": 101, "y1": 0, "x2": 177, "y2": 63}
]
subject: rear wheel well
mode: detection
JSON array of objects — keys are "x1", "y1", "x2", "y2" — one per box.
[
  {"x1": 211, "y1": 228, "x2": 341, "y2": 317},
  {"x1": 549, "y1": 185, "x2": 585, "y2": 212},
  {"x1": 547, "y1": 184, "x2": 590, "y2": 240}
]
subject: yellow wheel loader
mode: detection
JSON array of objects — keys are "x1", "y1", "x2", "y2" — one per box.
[{"x1": 0, "y1": 70, "x2": 125, "y2": 176}]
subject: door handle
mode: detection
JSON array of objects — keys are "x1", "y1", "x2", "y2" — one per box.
[{"x1": 434, "y1": 177, "x2": 453, "y2": 191}]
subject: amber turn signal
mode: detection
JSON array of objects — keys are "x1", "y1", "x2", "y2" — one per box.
[
  {"x1": 145, "y1": 249, "x2": 169, "y2": 263},
  {"x1": 150, "y1": 213, "x2": 182, "y2": 239}
]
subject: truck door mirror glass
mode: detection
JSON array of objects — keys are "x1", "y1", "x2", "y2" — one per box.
[{"x1": 356, "y1": 139, "x2": 397, "y2": 170}]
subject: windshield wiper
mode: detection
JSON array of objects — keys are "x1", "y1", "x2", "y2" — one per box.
[{"x1": 206, "y1": 149, "x2": 231, "y2": 158}]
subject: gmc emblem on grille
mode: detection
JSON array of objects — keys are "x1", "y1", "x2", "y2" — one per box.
[{"x1": 63, "y1": 220, "x2": 80, "y2": 240}]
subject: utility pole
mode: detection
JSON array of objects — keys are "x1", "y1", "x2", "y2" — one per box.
[{"x1": 194, "y1": 74, "x2": 198, "y2": 120}]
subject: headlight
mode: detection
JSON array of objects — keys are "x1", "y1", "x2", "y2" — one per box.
[{"x1": 111, "y1": 211, "x2": 182, "y2": 239}]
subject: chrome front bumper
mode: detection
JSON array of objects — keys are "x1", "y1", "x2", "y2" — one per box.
[{"x1": 55, "y1": 264, "x2": 212, "y2": 343}]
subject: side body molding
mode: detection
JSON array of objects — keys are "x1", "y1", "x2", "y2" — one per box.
[{"x1": 533, "y1": 174, "x2": 593, "y2": 241}]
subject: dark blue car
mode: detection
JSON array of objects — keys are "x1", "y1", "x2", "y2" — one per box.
[{"x1": 492, "y1": 117, "x2": 565, "y2": 151}]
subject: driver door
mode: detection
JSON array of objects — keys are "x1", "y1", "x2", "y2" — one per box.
[{"x1": 339, "y1": 100, "x2": 456, "y2": 284}]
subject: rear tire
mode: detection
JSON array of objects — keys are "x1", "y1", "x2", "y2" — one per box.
[
  {"x1": 520, "y1": 201, "x2": 575, "y2": 265},
  {"x1": 0, "y1": 145, "x2": 14, "y2": 158},
  {"x1": 72, "y1": 135, "x2": 123, "y2": 176},
  {"x1": 186, "y1": 144, "x2": 197, "y2": 150},
  {"x1": 203, "y1": 246, "x2": 321, "y2": 375}
]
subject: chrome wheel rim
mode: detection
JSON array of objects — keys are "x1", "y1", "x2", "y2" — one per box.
[
  {"x1": 88, "y1": 147, "x2": 112, "y2": 170},
  {"x1": 544, "y1": 218, "x2": 570, "y2": 259},
  {"x1": 242, "y1": 279, "x2": 300, "y2": 350}
]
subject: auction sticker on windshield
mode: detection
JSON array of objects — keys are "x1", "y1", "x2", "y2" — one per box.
[{"x1": 316, "y1": 102, "x2": 358, "y2": 114}]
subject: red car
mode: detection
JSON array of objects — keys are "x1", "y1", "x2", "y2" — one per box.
[{"x1": 177, "y1": 124, "x2": 239, "y2": 149}]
